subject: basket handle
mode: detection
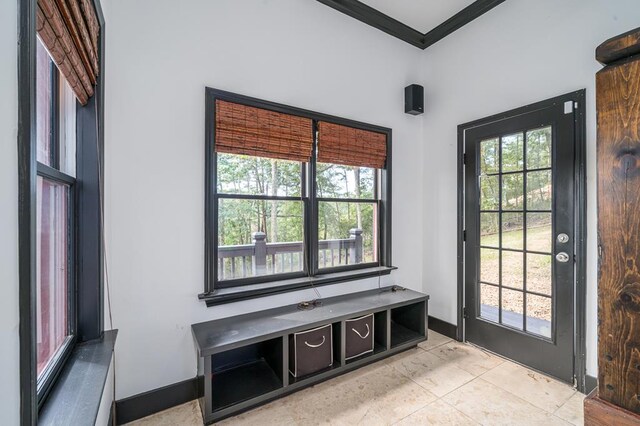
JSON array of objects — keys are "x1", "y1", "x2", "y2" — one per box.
[
  {"x1": 304, "y1": 336, "x2": 326, "y2": 348},
  {"x1": 352, "y1": 323, "x2": 370, "y2": 339}
]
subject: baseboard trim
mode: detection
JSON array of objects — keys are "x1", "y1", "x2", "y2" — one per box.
[
  {"x1": 115, "y1": 376, "x2": 203, "y2": 425},
  {"x1": 428, "y1": 316, "x2": 458, "y2": 340},
  {"x1": 585, "y1": 374, "x2": 597, "y2": 394}
]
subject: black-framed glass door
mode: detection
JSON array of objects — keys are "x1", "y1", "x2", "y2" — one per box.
[{"x1": 464, "y1": 99, "x2": 576, "y2": 383}]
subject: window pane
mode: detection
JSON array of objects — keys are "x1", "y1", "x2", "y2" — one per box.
[
  {"x1": 501, "y1": 133, "x2": 524, "y2": 172},
  {"x1": 502, "y1": 250, "x2": 523, "y2": 290},
  {"x1": 502, "y1": 213, "x2": 523, "y2": 250},
  {"x1": 479, "y1": 138, "x2": 499, "y2": 175},
  {"x1": 36, "y1": 177, "x2": 70, "y2": 377},
  {"x1": 501, "y1": 289, "x2": 524, "y2": 330},
  {"x1": 218, "y1": 199, "x2": 304, "y2": 280},
  {"x1": 59, "y1": 77, "x2": 77, "y2": 177},
  {"x1": 480, "y1": 212, "x2": 499, "y2": 247},
  {"x1": 317, "y1": 163, "x2": 376, "y2": 199},
  {"x1": 479, "y1": 175, "x2": 499, "y2": 210},
  {"x1": 526, "y1": 253, "x2": 552, "y2": 296},
  {"x1": 527, "y1": 213, "x2": 552, "y2": 253},
  {"x1": 480, "y1": 284, "x2": 499, "y2": 322},
  {"x1": 526, "y1": 295, "x2": 552, "y2": 338},
  {"x1": 480, "y1": 248, "x2": 499, "y2": 284},
  {"x1": 502, "y1": 173, "x2": 524, "y2": 210},
  {"x1": 36, "y1": 39, "x2": 52, "y2": 166},
  {"x1": 318, "y1": 201, "x2": 377, "y2": 267},
  {"x1": 526, "y1": 127, "x2": 552, "y2": 170},
  {"x1": 217, "y1": 153, "x2": 301, "y2": 196},
  {"x1": 526, "y1": 170, "x2": 552, "y2": 210}
]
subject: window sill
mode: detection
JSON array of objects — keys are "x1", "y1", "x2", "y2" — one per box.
[
  {"x1": 198, "y1": 266, "x2": 397, "y2": 307},
  {"x1": 38, "y1": 330, "x2": 117, "y2": 426}
]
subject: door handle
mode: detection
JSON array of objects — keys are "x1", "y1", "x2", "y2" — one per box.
[{"x1": 556, "y1": 252, "x2": 570, "y2": 263}]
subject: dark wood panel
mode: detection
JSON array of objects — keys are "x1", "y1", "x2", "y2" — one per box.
[
  {"x1": 596, "y1": 56, "x2": 640, "y2": 414},
  {"x1": 596, "y1": 27, "x2": 640, "y2": 65},
  {"x1": 585, "y1": 390, "x2": 640, "y2": 426}
]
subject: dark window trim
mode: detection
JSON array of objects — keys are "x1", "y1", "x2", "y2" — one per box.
[
  {"x1": 202, "y1": 88, "x2": 393, "y2": 304},
  {"x1": 18, "y1": 0, "x2": 106, "y2": 422}
]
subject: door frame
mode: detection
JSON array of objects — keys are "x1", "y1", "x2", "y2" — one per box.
[{"x1": 456, "y1": 90, "x2": 587, "y2": 392}]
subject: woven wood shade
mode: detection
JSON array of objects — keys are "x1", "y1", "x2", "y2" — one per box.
[
  {"x1": 317, "y1": 122, "x2": 387, "y2": 169},
  {"x1": 215, "y1": 100, "x2": 313, "y2": 163},
  {"x1": 36, "y1": 0, "x2": 100, "y2": 105}
]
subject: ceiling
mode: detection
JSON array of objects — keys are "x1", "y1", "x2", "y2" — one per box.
[
  {"x1": 359, "y1": 0, "x2": 476, "y2": 34},
  {"x1": 316, "y1": 0, "x2": 506, "y2": 50}
]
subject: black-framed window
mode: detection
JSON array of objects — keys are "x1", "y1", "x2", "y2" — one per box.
[
  {"x1": 35, "y1": 38, "x2": 77, "y2": 404},
  {"x1": 204, "y1": 89, "x2": 392, "y2": 294}
]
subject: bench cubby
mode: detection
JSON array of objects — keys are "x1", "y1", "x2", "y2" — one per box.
[
  {"x1": 192, "y1": 287, "x2": 429, "y2": 424},
  {"x1": 391, "y1": 301, "x2": 427, "y2": 348}
]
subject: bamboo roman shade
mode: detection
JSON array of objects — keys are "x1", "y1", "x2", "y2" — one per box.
[
  {"x1": 215, "y1": 100, "x2": 314, "y2": 163},
  {"x1": 36, "y1": 0, "x2": 100, "y2": 105},
  {"x1": 317, "y1": 122, "x2": 387, "y2": 169}
]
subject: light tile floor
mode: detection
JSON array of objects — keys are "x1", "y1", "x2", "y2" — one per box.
[{"x1": 126, "y1": 331, "x2": 584, "y2": 426}]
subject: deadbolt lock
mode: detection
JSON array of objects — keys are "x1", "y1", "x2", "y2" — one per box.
[
  {"x1": 557, "y1": 233, "x2": 569, "y2": 244},
  {"x1": 556, "y1": 252, "x2": 570, "y2": 263}
]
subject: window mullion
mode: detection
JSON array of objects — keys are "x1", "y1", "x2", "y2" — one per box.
[{"x1": 309, "y1": 120, "x2": 319, "y2": 277}]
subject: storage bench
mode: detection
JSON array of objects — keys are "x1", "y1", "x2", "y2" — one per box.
[{"x1": 191, "y1": 287, "x2": 429, "y2": 424}]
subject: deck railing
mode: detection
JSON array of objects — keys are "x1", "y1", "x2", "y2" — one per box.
[{"x1": 217, "y1": 229, "x2": 363, "y2": 280}]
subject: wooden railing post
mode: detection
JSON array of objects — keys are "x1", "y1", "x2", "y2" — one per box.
[
  {"x1": 349, "y1": 228, "x2": 363, "y2": 264},
  {"x1": 252, "y1": 232, "x2": 267, "y2": 276}
]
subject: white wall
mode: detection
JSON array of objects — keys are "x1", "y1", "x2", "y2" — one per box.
[
  {"x1": 104, "y1": 0, "x2": 425, "y2": 399},
  {"x1": 420, "y1": 0, "x2": 640, "y2": 376},
  {"x1": 0, "y1": 0, "x2": 20, "y2": 423}
]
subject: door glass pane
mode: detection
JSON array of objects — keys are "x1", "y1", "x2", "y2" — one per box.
[
  {"x1": 480, "y1": 138, "x2": 499, "y2": 175},
  {"x1": 526, "y1": 295, "x2": 552, "y2": 338},
  {"x1": 318, "y1": 201, "x2": 378, "y2": 268},
  {"x1": 527, "y1": 213, "x2": 552, "y2": 253},
  {"x1": 480, "y1": 175, "x2": 500, "y2": 210},
  {"x1": 502, "y1": 251, "x2": 523, "y2": 289},
  {"x1": 480, "y1": 213, "x2": 499, "y2": 247},
  {"x1": 526, "y1": 170, "x2": 552, "y2": 210},
  {"x1": 502, "y1": 173, "x2": 524, "y2": 210},
  {"x1": 527, "y1": 254, "x2": 552, "y2": 296},
  {"x1": 36, "y1": 177, "x2": 70, "y2": 377},
  {"x1": 501, "y1": 133, "x2": 524, "y2": 172},
  {"x1": 474, "y1": 124, "x2": 555, "y2": 339},
  {"x1": 526, "y1": 127, "x2": 552, "y2": 169},
  {"x1": 480, "y1": 248, "x2": 499, "y2": 284},
  {"x1": 480, "y1": 284, "x2": 499, "y2": 322},
  {"x1": 217, "y1": 199, "x2": 304, "y2": 280},
  {"x1": 502, "y1": 213, "x2": 523, "y2": 250},
  {"x1": 501, "y1": 289, "x2": 524, "y2": 330}
]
